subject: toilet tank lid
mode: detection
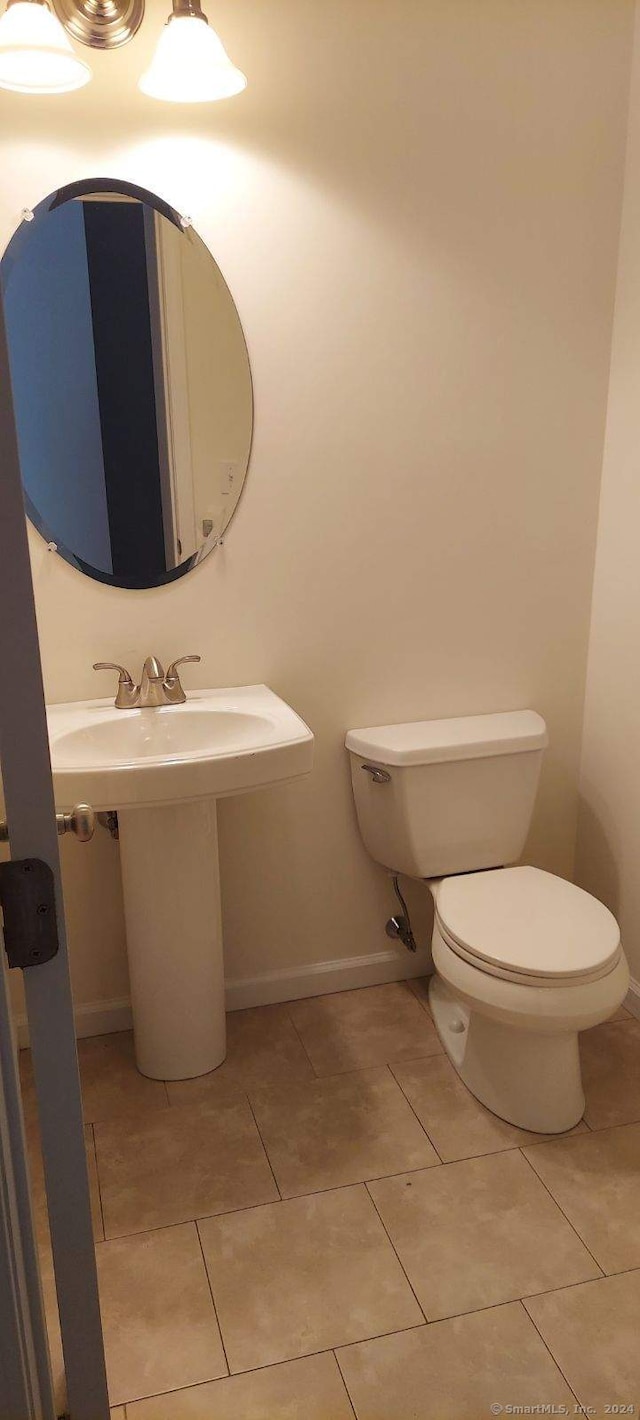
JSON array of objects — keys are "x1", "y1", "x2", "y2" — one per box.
[{"x1": 345, "y1": 710, "x2": 548, "y2": 766}]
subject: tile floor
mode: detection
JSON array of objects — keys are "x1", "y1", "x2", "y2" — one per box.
[{"x1": 19, "y1": 981, "x2": 640, "y2": 1418}]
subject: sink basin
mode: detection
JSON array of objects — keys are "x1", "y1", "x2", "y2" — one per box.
[
  {"x1": 47, "y1": 685, "x2": 313, "y2": 811},
  {"x1": 44, "y1": 684, "x2": 313, "y2": 1082}
]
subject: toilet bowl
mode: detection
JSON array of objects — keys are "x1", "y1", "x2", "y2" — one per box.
[
  {"x1": 428, "y1": 866, "x2": 628, "y2": 1131},
  {"x1": 345, "y1": 709, "x2": 629, "y2": 1133}
]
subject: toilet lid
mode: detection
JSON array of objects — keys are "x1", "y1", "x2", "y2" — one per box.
[{"x1": 435, "y1": 866, "x2": 620, "y2": 981}]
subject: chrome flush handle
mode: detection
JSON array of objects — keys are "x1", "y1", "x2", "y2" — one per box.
[{"x1": 361, "y1": 763, "x2": 391, "y2": 784}]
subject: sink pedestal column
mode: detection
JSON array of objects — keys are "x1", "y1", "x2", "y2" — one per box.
[{"x1": 118, "y1": 799, "x2": 226, "y2": 1080}]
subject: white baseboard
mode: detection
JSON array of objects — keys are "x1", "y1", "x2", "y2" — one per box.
[
  {"x1": 15, "y1": 954, "x2": 637, "y2": 1049},
  {"x1": 14, "y1": 945, "x2": 433, "y2": 1048},
  {"x1": 224, "y1": 945, "x2": 433, "y2": 1012},
  {"x1": 625, "y1": 977, "x2": 640, "y2": 1021}
]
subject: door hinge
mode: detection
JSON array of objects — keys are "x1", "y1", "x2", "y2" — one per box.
[{"x1": 0, "y1": 858, "x2": 59, "y2": 970}]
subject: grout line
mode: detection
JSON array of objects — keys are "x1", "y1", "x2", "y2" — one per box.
[
  {"x1": 219, "y1": 1323, "x2": 429, "y2": 1378},
  {"x1": 91, "y1": 1086, "x2": 255, "y2": 1130},
  {"x1": 355, "y1": 1270, "x2": 640, "y2": 1328},
  {"x1": 83, "y1": 1098, "x2": 173, "y2": 1131},
  {"x1": 386, "y1": 1061, "x2": 445, "y2": 1164},
  {"x1": 100, "y1": 1137, "x2": 610, "y2": 1245},
  {"x1": 195, "y1": 1220, "x2": 231, "y2": 1378},
  {"x1": 97, "y1": 1175, "x2": 438, "y2": 1245},
  {"x1": 254, "y1": 1160, "x2": 444, "y2": 1205},
  {"x1": 517, "y1": 1149, "x2": 604, "y2": 1277},
  {"x1": 96, "y1": 1215, "x2": 208, "y2": 1248},
  {"x1": 364, "y1": 1181, "x2": 427, "y2": 1324},
  {"x1": 245, "y1": 1094, "x2": 282, "y2": 1200},
  {"x1": 585, "y1": 1259, "x2": 640, "y2": 1281},
  {"x1": 88, "y1": 1121, "x2": 107, "y2": 1243},
  {"x1": 579, "y1": 1111, "x2": 640, "y2": 1134},
  {"x1": 97, "y1": 1191, "x2": 284, "y2": 1244},
  {"x1": 283, "y1": 1006, "x2": 321, "y2": 1078},
  {"x1": 115, "y1": 1331, "x2": 427, "y2": 1407},
  {"x1": 277, "y1": 1048, "x2": 447, "y2": 1084},
  {"x1": 333, "y1": 1348, "x2": 362, "y2": 1419},
  {"x1": 517, "y1": 1299, "x2": 582, "y2": 1408}
]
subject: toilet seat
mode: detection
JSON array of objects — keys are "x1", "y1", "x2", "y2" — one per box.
[{"x1": 435, "y1": 865, "x2": 621, "y2": 988}]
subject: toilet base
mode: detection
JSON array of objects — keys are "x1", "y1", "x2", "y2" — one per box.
[{"x1": 428, "y1": 974, "x2": 585, "y2": 1133}]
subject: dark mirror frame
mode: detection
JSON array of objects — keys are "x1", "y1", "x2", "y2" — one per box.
[{"x1": 1, "y1": 177, "x2": 254, "y2": 590}]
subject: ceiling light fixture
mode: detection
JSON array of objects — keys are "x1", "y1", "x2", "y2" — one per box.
[
  {"x1": 0, "y1": 0, "x2": 246, "y2": 99},
  {"x1": 139, "y1": 0, "x2": 246, "y2": 103},
  {"x1": 53, "y1": 0, "x2": 144, "y2": 49},
  {"x1": 0, "y1": 0, "x2": 91, "y2": 93}
]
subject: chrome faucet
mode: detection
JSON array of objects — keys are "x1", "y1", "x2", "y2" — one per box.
[{"x1": 93, "y1": 655, "x2": 201, "y2": 709}]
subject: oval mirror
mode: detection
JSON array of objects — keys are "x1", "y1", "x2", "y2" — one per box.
[{"x1": 0, "y1": 179, "x2": 253, "y2": 589}]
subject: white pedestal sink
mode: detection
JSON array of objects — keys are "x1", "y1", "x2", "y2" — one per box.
[{"x1": 46, "y1": 686, "x2": 313, "y2": 1080}]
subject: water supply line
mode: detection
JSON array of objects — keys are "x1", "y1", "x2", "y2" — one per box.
[{"x1": 386, "y1": 874, "x2": 418, "y2": 952}]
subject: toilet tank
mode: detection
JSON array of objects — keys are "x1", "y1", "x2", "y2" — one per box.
[{"x1": 345, "y1": 710, "x2": 548, "y2": 879}]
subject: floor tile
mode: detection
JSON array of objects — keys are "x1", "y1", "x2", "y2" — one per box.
[
  {"x1": 391, "y1": 1055, "x2": 587, "y2": 1162},
  {"x1": 337, "y1": 1302, "x2": 575, "y2": 1419},
  {"x1": 126, "y1": 1352, "x2": 355, "y2": 1419},
  {"x1": 250, "y1": 1066, "x2": 438, "y2": 1196},
  {"x1": 198, "y1": 1184, "x2": 423, "y2": 1373},
  {"x1": 166, "y1": 1005, "x2": 315, "y2": 1107},
  {"x1": 96, "y1": 1223, "x2": 227, "y2": 1406},
  {"x1": 95, "y1": 1096, "x2": 278, "y2": 1238},
  {"x1": 111, "y1": 1411, "x2": 127, "y2": 1418},
  {"x1": 77, "y1": 1033, "x2": 170, "y2": 1124},
  {"x1": 581, "y1": 1019, "x2": 640, "y2": 1129},
  {"x1": 525, "y1": 1270, "x2": 640, "y2": 1410},
  {"x1": 523, "y1": 1122, "x2": 640, "y2": 1273},
  {"x1": 288, "y1": 983, "x2": 443, "y2": 1076},
  {"x1": 368, "y1": 1150, "x2": 599, "y2": 1320}
]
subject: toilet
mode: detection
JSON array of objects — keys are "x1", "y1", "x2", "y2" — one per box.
[{"x1": 345, "y1": 710, "x2": 629, "y2": 1133}]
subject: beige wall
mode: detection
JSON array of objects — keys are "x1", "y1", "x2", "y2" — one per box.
[
  {"x1": 1, "y1": 0, "x2": 633, "y2": 1021},
  {"x1": 576, "y1": 2, "x2": 640, "y2": 989}
]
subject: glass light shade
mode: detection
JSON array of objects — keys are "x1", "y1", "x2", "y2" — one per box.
[
  {"x1": 0, "y1": 0, "x2": 91, "y2": 92},
  {"x1": 139, "y1": 13, "x2": 246, "y2": 103}
]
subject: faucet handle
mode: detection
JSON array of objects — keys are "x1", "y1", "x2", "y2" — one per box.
[
  {"x1": 164, "y1": 655, "x2": 201, "y2": 704},
  {"x1": 93, "y1": 661, "x2": 134, "y2": 683},
  {"x1": 166, "y1": 655, "x2": 201, "y2": 682},
  {"x1": 93, "y1": 662, "x2": 137, "y2": 709}
]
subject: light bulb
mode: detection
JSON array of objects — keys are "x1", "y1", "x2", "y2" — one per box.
[
  {"x1": 139, "y1": 6, "x2": 246, "y2": 103},
  {"x1": 0, "y1": 0, "x2": 91, "y2": 93}
]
